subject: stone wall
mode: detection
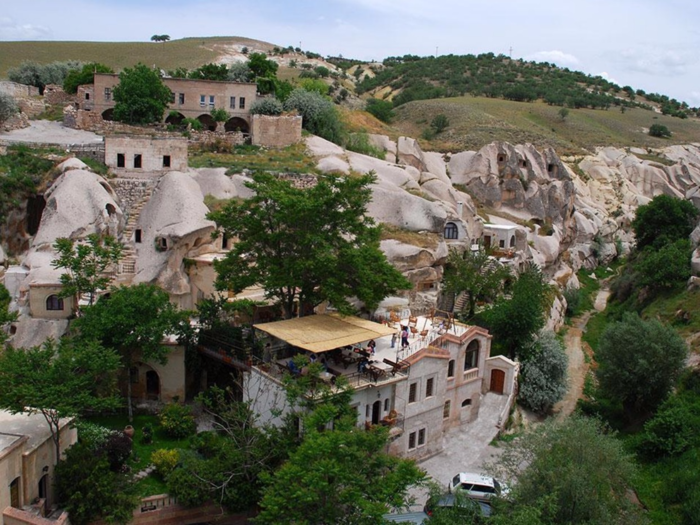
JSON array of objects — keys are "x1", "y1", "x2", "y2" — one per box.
[
  {"x1": 43, "y1": 84, "x2": 73, "y2": 106},
  {"x1": 1, "y1": 112, "x2": 30, "y2": 132},
  {"x1": 250, "y1": 114, "x2": 302, "y2": 147},
  {"x1": 110, "y1": 178, "x2": 157, "y2": 214},
  {"x1": 16, "y1": 99, "x2": 45, "y2": 118},
  {"x1": 0, "y1": 81, "x2": 39, "y2": 97}
]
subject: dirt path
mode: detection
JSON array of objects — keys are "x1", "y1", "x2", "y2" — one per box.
[{"x1": 552, "y1": 287, "x2": 610, "y2": 418}]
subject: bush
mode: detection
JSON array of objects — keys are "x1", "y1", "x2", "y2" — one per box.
[
  {"x1": 344, "y1": 132, "x2": 385, "y2": 160},
  {"x1": 166, "y1": 465, "x2": 210, "y2": 507},
  {"x1": 639, "y1": 401, "x2": 695, "y2": 458},
  {"x1": 63, "y1": 62, "x2": 113, "y2": 94},
  {"x1": 141, "y1": 423, "x2": 154, "y2": 444},
  {"x1": 210, "y1": 107, "x2": 229, "y2": 122},
  {"x1": 563, "y1": 288, "x2": 581, "y2": 317},
  {"x1": 151, "y1": 448, "x2": 180, "y2": 478},
  {"x1": 518, "y1": 331, "x2": 568, "y2": 414},
  {"x1": 100, "y1": 432, "x2": 133, "y2": 472},
  {"x1": 431, "y1": 114, "x2": 450, "y2": 134},
  {"x1": 159, "y1": 403, "x2": 197, "y2": 438},
  {"x1": 182, "y1": 117, "x2": 203, "y2": 131},
  {"x1": 314, "y1": 66, "x2": 330, "y2": 78},
  {"x1": 365, "y1": 98, "x2": 394, "y2": 123},
  {"x1": 283, "y1": 88, "x2": 344, "y2": 144},
  {"x1": 74, "y1": 421, "x2": 113, "y2": 449},
  {"x1": 0, "y1": 92, "x2": 18, "y2": 123},
  {"x1": 249, "y1": 97, "x2": 283, "y2": 116},
  {"x1": 649, "y1": 123, "x2": 671, "y2": 137}
]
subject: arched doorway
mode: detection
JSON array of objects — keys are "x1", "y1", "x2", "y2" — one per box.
[
  {"x1": 101, "y1": 108, "x2": 114, "y2": 121},
  {"x1": 371, "y1": 400, "x2": 382, "y2": 425},
  {"x1": 146, "y1": 370, "x2": 160, "y2": 400},
  {"x1": 490, "y1": 369, "x2": 505, "y2": 394},
  {"x1": 225, "y1": 117, "x2": 249, "y2": 133},
  {"x1": 197, "y1": 114, "x2": 217, "y2": 131},
  {"x1": 38, "y1": 472, "x2": 49, "y2": 510},
  {"x1": 165, "y1": 111, "x2": 185, "y2": 126},
  {"x1": 26, "y1": 194, "x2": 46, "y2": 236}
]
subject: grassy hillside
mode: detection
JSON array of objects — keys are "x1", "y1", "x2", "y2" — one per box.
[
  {"x1": 393, "y1": 96, "x2": 700, "y2": 155},
  {"x1": 0, "y1": 36, "x2": 273, "y2": 77}
]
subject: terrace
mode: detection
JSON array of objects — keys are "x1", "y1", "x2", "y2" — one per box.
[{"x1": 251, "y1": 312, "x2": 470, "y2": 390}]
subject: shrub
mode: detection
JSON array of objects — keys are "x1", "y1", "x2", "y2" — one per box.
[
  {"x1": 563, "y1": 288, "x2": 581, "y2": 317},
  {"x1": 639, "y1": 401, "x2": 694, "y2": 458},
  {"x1": 141, "y1": 422, "x2": 154, "y2": 444},
  {"x1": 344, "y1": 132, "x2": 385, "y2": 160},
  {"x1": 283, "y1": 88, "x2": 344, "y2": 144},
  {"x1": 210, "y1": 107, "x2": 229, "y2": 122},
  {"x1": 649, "y1": 123, "x2": 671, "y2": 138},
  {"x1": 151, "y1": 448, "x2": 180, "y2": 478},
  {"x1": 74, "y1": 421, "x2": 112, "y2": 449},
  {"x1": 431, "y1": 114, "x2": 450, "y2": 134},
  {"x1": 314, "y1": 66, "x2": 330, "y2": 78},
  {"x1": 365, "y1": 98, "x2": 394, "y2": 123},
  {"x1": 159, "y1": 403, "x2": 197, "y2": 438},
  {"x1": 518, "y1": 331, "x2": 568, "y2": 414},
  {"x1": 0, "y1": 93, "x2": 18, "y2": 123},
  {"x1": 166, "y1": 466, "x2": 210, "y2": 507},
  {"x1": 182, "y1": 117, "x2": 203, "y2": 131},
  {"x1": 250, "y1": 97, "x2": 283, "y2": 116},
  {"x1": 100, "y1": 432, "x2": 133, "y2": 472}
]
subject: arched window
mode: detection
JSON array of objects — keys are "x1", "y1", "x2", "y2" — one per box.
[
  {"x1": 444, "y1": 222, "x2": 458, "y2": 240},
  {"x1": 510, "y1": 235, "x2": 516, "y2": 248},
  {"x1": 464, "y1": 339, "x2": 479, "y2": 370},
  {"x1": 461, "y1": 398, "x2": 472, "y2": 408},
  {"x1": 447, "y1": 359, "x2": 455, "y2": 378},
  {"x1": 46, "y1": 295, "x2": 64, "y2": 311}
]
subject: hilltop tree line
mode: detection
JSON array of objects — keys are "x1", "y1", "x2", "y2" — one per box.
[{"x1": 355, "y1": 53, "x2": 697, "y2": 117}]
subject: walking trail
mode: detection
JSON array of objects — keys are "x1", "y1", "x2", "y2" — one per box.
[{"x1": 552, "y1": 286, "x2": 610, "y2": 418}]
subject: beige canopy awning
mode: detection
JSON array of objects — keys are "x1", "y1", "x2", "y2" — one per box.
[{"x1": 254, "y1": 313, "x2": 396, "y2": 353}]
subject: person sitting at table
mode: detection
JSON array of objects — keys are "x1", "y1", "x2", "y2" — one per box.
[
  {"x1": 318, "y1": 352, "x2": 329, "y2": 371},
  {"x1": 357, "y1": 356, "x2": 369, "y2": 373},
  {"x1": 287, "y1": 358, "x2": 301, "y2": 376}
]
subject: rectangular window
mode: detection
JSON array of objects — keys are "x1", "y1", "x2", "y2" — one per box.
[
  {"x1": 408, "y1": 382, "x2": 417, "y2": 403},
  {"x1": 163, "y1": 155, "x2": 171, "y2": 168},
  {"x1": 135, "y1": 229, "x2": 142, "y2": 243},
  {"x1": 85, "y1": 92, "x2": 90, "y2": 100},
  {"x1": 239, "y1": 97, "x2": 246, "y2": 109},
  {"x1": 209, "y1": 95, "x2": 215, "y2": 107},
  {"x1": 169, "y1": 91, "x2": 175, "y2": 103},
  {"x1": 116, "y1": 153, "x2": 125, "y2": 168},
  {"x1": 179, "y1": 93, "x2": 185, "y2": 104},
  {"x1": 134, "y1": 154, "x2": 142, "y2": 169},
  {"x1": 104, "y1": 87, "x2": 111, "y2": 101},
  {"x1": 426, "y1": 377, "x2": 434, "y2": 398},
  {"x1": 408, "y1": 431, "x2": 416, "y2": 450},
  {"x1": 384, "y1": 398, "x2": 389, "y2": 412},
  {"x1": 365, "y1": 405, "x2": 370, "y2": 418},
  {"x1": 443, "y1": 400, "x2": 451, "y2": 419},
  {"x1": 200, "y1": 94, "x2": 206, "y2": 107},
  {"x1": 447, "y1": 359, "x2": 455, "y2": 378},
  {"x1": 222, "y1": 232, "x2": 229, "y2": 250},
  {"x1": 230, "y1": 96, "x2": 236, "y2": 109},
  {"x1": 418, "y1": 428, "x2": 426, "y2": 446}
]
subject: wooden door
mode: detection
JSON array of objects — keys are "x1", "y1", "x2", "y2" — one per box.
[{"x1": 490, "y1": 369, "x2": 505, "y2": 394}]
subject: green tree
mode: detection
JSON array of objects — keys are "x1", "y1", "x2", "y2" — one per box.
[
  {"x1": 635, "y1": 239, "x2": 692, "y2": 289},
  {"x1": 189, "y1": 62, "x2": 229, "y2": 81},
  {"x1": 75, "y1": 284, "x2": 190, "y2": 421},
  {"x1": 7, "y1": 60, "x2": 81, "y2": 94},
  {"x1": 55, "y1": 442, "x2": 138, "y2": 525},
  {"x1": 490, "y1": 415, "x2": 645, "y2": 524},
  {"x1": 596, "y1": 312, "x2": 687, "y2": 416},
  {"x1": 649, "y1": 123, "x2": 671, "y2": 138},
  {"x1": 150, "y1": 34, "x2": 170, "y2": 43},
  {"x1": 62, "y1": 62, "x2": 113, "y2": 94},
  {"x1": 51, "y1": 234, "x2": 123, "y2": 311},
  {"x1": 227, "y1": 62, "x2": 252, "y2": 82},
  {"x1": 209, "y1": 172, "x2": 410, "y2": 319},
  {"x1": 249, "y1": 98, "x2": 283, "y2": 116},
  {"x1": 442, "y1": 249, "x2": 510, "y2": 319},
  {"x1": 0, "y1": 339, "x2": 121, "y2": 466},
  {"x1": 518, "y1": 331, "x2": 568, "y2": 414},
  {"x1": 113, "y1": 63, "x2": 172, "y2": 125},
  {"x1": 0, "y1": 92, "x2": 18, "y2": 123},
  {"x1": 283, "y1": 88, "x2": 344, "y2": 144},
  {"x1": 479, "y1": 263, "x2": 549, "y2": 359},
  {"x1": 558, "y1": 107, "x2": 570, "y2": 121},
  {"x1": 632, "y1": 194, "x2": 698, "y2": 250},
  {"x1": 365, "y1": 98, "x2": 394, "y2": 123},
  {"x1": 210, "y1": 107, "x2": 229, "y2": 123},
  {"x1": 248, "y1": 53, "x2": 279, "y2": 94}
]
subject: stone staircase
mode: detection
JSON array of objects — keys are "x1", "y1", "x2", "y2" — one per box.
[
  {"x1": 454, "y1": 291, "x2": 468, "y2": 313},
  {"x1": 109, "y1": 178, "x2": 157, "y2": 286}
]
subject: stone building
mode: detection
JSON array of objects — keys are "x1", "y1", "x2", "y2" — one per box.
[
  {"x1": 81, "y1": 74, "x2": 258, "y2": 132},
  {"x1": 104, "y1": 136, "x2": 188, "y2": 173},
  {"x1": 0, "y1": 411, "x2": 76, "y2": 524}
]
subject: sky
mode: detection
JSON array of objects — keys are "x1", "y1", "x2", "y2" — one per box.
[{"x1": 1, "y1": 0, "x2": 699, "y2": 105}]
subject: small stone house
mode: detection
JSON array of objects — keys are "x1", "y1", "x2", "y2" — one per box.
[{"x1": 104, "y1": 136, "x2": 188, "y2": 173}]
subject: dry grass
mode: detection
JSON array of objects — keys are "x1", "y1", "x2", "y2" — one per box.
[
  {"x1": 0, "y1": 36, "x2": 273, "y2": 77},
  {"x1": 379, "y1": 224, "x2": 440, "y2": 249},
  {"x1": 189, "y1": 142, "x2": 318, "y2": 174},
  {"x1": 394, "y1": 96, "x2": 700, "y2": 155}
]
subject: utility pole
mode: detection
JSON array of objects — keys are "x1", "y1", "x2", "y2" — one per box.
[
  {"x1": 436, "y1": 46, "x2": 439, "y2": 58},
  {"x1": 509, "y1": 46, "x2": 513, "y2": 57}
]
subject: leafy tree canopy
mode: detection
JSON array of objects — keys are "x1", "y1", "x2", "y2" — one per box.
[
  {"x1": 189, "y1": 62, "x2": 229, "y2": 81},
  {"x1": 209, "y1": 172, "x2": 410, "y2": 319},
  {"x1": 0, "y1": 338, "x2": 121, "y2": 461},
  {"x1": 283, "y1": 88, "x2": 345, "y2": 144},
  {"x1": 0, "y1": 92, "x2": 18, "y2": 123},
  {"x1": 75, "y1": 283, "x2": 191, "y2": 420},
  {"x1": 518, "y1": 331, "x2": 568, "y2": 414},
  {"x1": 113, "y1": 63, "x2": 172, "y2": 125},
  {"x1": 7, "y1": 60, "x2": 82, "y2": 94},
  {"x1": 62, "y1": 62, "x2": 113, "y2": 94},
  {"x1": 632, "y1": 194, "x2": 698, "y2": 250},
  {"x1": 649, "y1": 123, "x2": 672, "y2": 137},
  {"x1": 635, "y1": 238, "x2": 692, "y2": 289},
  {"x1": 596, "y1": 312, "x2": 687, "y2": 416},
  {"x1": 365, "y1": 98, "x2": 394, "y2": 123},
  {"x1": 489, "y1": 415, "x2": 646, "y2": 525},
  {"x1": 51, "y1": 234, "x2": 123, "y2": 310}
]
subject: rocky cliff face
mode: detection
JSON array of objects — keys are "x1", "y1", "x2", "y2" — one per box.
[{"x1": 4, "y1": 133, "x2": 700, "y2": 334}]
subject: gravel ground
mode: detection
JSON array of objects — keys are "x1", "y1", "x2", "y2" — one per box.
[{"x1": 0, "y1": 120, "x2": 103, "y2": 145}]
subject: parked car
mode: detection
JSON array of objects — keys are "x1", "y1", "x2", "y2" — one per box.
[
  {"x1": 382, "y1": 511, "x2": 429, "y2": 523},
  {"x1": 424, "y1": 493, "x2": 492, "y2": 518},
  {"x1": 447, "y1": 472, "x2": 508, "y2": 501}
]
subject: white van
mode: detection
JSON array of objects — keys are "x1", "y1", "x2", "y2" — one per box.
[{"x1": 447, "y1": 472, "x2": 506, "y2": 501}]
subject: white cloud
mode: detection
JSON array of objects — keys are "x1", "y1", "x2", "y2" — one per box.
[
  {"x1": 619, "y1": 48, "x2": 693, "y2": 76},
  {"x1": 0, "y1": 16, "x2": 52, "y2": 40},
  {"x1": 597, "y1": 71, "x2": 619, "y2": 85},
  {"x1": 525, "y1": 50, "x2": 580, "y2": 67},
  {"x1": 690, "y1": 91, "x2": 700, "y2": 106}
]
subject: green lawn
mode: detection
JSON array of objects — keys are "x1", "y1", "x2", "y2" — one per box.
[{"x1": 189, "y1": 142, "x2": 318, "y2": 174}]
